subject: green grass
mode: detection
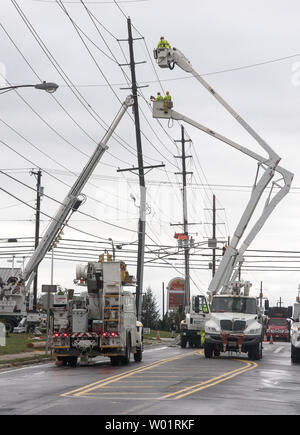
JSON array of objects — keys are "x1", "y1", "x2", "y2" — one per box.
[
  {"x1": 0, "y1": 333, "x2": 35, "y2": 356},
  {"x1": 143, "y1": 330, "x2": 175, "y2": 339}
]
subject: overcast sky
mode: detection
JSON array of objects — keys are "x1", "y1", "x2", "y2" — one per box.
[{"x1": 1, "y1": 0, "x2": 300, "y2": 310}]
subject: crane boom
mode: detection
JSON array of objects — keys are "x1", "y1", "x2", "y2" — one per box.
[
  {"x1": 153, "y1": 45, "x2": 293, "y2": 294},
  {"x1": 22, "y1": 95, "x2": 133, "y2": 288}
]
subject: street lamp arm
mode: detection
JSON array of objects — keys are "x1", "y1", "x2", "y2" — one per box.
[{"x1": 0, "y1": 81, "x2": 59, "y2": 94}]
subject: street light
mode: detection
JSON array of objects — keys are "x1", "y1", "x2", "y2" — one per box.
[{"x1": 0, "y1": 81, "x2": 59, "y2": 95}]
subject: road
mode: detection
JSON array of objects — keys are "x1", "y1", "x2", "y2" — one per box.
[{"x1": 0, "y1": 341, "x2": 299, "y2": 415}]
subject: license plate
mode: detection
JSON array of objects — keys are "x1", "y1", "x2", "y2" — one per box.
[{"x1": 228, "y1": 341, "x2": 236, "y2": 347}]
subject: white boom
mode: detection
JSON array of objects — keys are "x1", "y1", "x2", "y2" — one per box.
[
  {"x1": 21, "y1": 95, "x2": 133, "y2": 289},
  {"x1": 153, "y1": 46, "x2": 293, "y2": 294}
]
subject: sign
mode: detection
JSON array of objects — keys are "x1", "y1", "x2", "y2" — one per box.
[
  {"x1": 41, "y1": 285, "x2": 58, "y2": 293},
  {"x1": 167, "y1": 277, "x2": 185, "y2": 310}
]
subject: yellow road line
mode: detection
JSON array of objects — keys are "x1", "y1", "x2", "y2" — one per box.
[
  {"x1": 161, "y1": 360, "x2": 258, "y2": 400},
  {"x1": 62, "y1": 350, "x2": 201, "y2": 397}
]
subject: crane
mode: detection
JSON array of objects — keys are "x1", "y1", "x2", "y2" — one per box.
[{"x1": 153, "y1": 45, "x2": 293, "y2": 295}]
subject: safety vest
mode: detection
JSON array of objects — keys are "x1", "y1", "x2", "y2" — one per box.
[
  {"x1": 156, "y1": 94, "x2": 164, "y2": 101},
  {"x1": 164, "y1": 94, "x2": 172, "y2": 101},
  {"x1": 157, "y1": 40, "x2": 171, "y2": 49}
]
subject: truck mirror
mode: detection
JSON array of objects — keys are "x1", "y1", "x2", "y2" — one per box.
[
  {"x1": 288, "y1": 306, "x2": 293, "y2": 318},
  {"x1": 194, "y1": 297, "x2": 200, "y2": 313},
  {"x1": 264, "y1": 299, "x2": 269, "y2": 310}
]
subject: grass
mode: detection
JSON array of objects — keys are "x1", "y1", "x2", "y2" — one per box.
[
  {"x1": 0, "y1": 333, "x2": 36, "y2": 356},
  {"x1": 143, "y1": 330, "x2": 175, "y2": 339}
]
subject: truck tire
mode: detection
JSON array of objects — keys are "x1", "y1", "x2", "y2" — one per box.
[
  {"x1": 291, "y1": 345, "x2": 300, "y2": 363},
  {"x1": 2, "y1": 318, "x2": 17, "y2": 333},
  {"x1": 204, "y1": 344, "x2": 213, "y2": 358},
  {"x1": 134, "y1": 346, "x2": 142, "y2": 362},
  {"x1": 248, "y1": 342, "x2": 262, "y2": 361},
  {"x1": 110, "y1": 356, "x2": 120, "y2": 366},
  {"x1": 68, "y1": 357, "x2": 78, "y2": 368},
  {"x1": 121, "y1": 335, "x2": 131, "y2": 365},
  {"x1": 180, "y1": 336, "x2": 187, "y2": 348}
]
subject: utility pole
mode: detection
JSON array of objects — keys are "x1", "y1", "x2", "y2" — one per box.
[
  {"x1": 162, "y1": 282, "x2": 165, "y2": 321},
  {"x1": 116, "y1": 18, "x2": 164, "y2": 319},
  {"x1": 174, "y1": 126, "x2": 193, "y2": 309},
  {"x1": 259, "y1": 281, "x2": 263, "y2": 308},
  {"x1": 30, "y1": 169, "x2": 42, "y2": 312},
  {"x1": 212, "y1": 194, "x2": 216, "y2": 277},
  {"x1": 204, "y1": 196, "x2": 225, "y2": 278}
]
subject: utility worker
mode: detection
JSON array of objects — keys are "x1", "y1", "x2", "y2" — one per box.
[
  {"x1": 164, "y1": 90, "x2": 172, "y2": 101},
  {"x1": 157, "y1": 36, "x2": 171, "y2": 49},
  {"x1": 156, "y1": 92, "x2": 164, "y2": 101}
]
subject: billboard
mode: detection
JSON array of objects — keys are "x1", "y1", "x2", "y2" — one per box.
[{"x1": 167, "y1": 277, "x2": 185, "y2": 310}]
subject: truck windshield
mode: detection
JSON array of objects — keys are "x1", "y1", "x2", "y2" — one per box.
[
  {"x1": 211, "y1": 297, "x2": 257, "y2": 314},
  {"x1": 269, "y1": 318, "x2": 288, "y2": 326}
]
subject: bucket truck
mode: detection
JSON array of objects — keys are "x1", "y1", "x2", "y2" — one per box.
[
  {"x1": 51, "y1": 257, "x2": 143, "y2": 367},
  {"x1": 290, "y1": 292, "x2": 300, "y2": 363},
  {"x1": 0, "y1": 96, "x2": 134, "y2": 335},
  {"x1": 153, "y1": 44, "x2": 293, "y2": 360}
]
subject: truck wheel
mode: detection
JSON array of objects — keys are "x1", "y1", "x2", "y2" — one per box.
[
  {"x1": 110, "y1": 356, "x2": 120, "y2": 366},
  {"x1": 291, "y1": 345, "x2": 300, "y2": 363},
  {"x1": 68, "y1": 357, "x2": 78, "y2": 367},
  {"x1": 214, "y1": 349, "x2": 220, "y2": 357},
  {"x1": 249, "y1": 342, "x2": 262, "y2": 361},
  {"x1": 121, "y1": 336, "x2": 131, "y2": 365},
  {"x1": 204, "y1": 344, "x2": 213, "y2": 358},
  {"x1": 2, "y1": 318, "x2": 16, "y2": 333},
  {"x1": 57, "y1": 357, "x2": 68, "y2": 367},
  {"x1": 180, "y1": 336, "x2": 187, "y2": 348},
  {"x1": 134, "y1": 346, "x2": 142, "y2": 362}
]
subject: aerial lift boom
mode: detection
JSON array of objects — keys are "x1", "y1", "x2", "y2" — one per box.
[
  {"x1": 20, "y1": 95, "x2": 133, "y2": 291},
  {"x1": 153, "y1": 46, "x2": 293, "y2": 294}
]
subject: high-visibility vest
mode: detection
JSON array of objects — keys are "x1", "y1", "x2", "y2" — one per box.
[
  {"x1": 164, "y1": 94, "x2": 172, "y2": 101},
  {"x1": 156, "y1": 95, "x2": 163, "y2": 101},
  {"x1": 157, "y1": 40, "x2": 171, "y2": 48}
]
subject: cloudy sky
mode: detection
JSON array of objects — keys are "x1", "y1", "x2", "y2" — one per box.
[{"x1": 1, "y1": 0, "x2": 300, "y2": 311}]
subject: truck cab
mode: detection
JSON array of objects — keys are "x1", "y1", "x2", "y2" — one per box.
[{"x1": 204, "y1": 294, "x2": 263, "y2": 360}]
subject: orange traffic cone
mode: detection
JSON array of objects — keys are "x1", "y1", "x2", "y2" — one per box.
[
  {"x1": 269, "y1": 334, "x2": 274, "y2": 344},
  {"x1": 156, "y1": 330, "x2": 161, "y2": 340}
]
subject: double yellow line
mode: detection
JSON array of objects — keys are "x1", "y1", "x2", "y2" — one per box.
[
  {"x1": 62, "y1": 350, "x2": 201, "y2": 398},
  {"x1": 161, "y1": 359, "x2": 258, "y2": 400}
]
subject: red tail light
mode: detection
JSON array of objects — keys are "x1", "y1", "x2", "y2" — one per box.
[
  {"x1": 62, "y1": 333, "x2": 68, "y2": 338},
  {"x1": 53, "y1": 333, "x2": 60, "y2": 338},
  {"x1": 102, "y1": 332, "x2": 108, "y2": 337}
]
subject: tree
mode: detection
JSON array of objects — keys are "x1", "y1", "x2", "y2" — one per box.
[{"x1": 141, "y1": 286, "x2": 160, "y2": 329}]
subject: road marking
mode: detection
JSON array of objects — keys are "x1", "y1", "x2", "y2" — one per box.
[
  {"x1": 144, "y1": 347, "x2": 168, "y2": 352},
  {"x1": 62, "y1": 350, "x2": 201, "y2": 397},
  {"x1": 161, "y1": 359, "x2": 258, "y2": 400},
  {"x1": 274, "y1": 346, "x2": 284, "y2": 354}
]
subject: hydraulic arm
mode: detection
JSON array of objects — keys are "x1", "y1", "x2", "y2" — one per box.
[
  {"x1": 153, "y1": 46, "x2": 293, "y2": 294},
  {"x1": 22, "y1": 95, "x2": 133, "y2": 290}
]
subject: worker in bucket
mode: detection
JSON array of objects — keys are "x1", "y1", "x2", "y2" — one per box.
[
  {"x1": 164, "y1": 90, "x2": 172, "y2": 102},
  {"x1": 157, "y1": 36, "x2": 171, "y2": 49},
  {"x1": 155, "y1": 92, "x2": 164, "y2": 101}
]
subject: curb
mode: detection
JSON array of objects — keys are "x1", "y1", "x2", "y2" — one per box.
[{"x1": 0, "y1": 357, "x2": 53, "y2": 370}]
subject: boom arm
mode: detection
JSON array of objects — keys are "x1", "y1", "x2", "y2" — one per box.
[
  {"x1": 22, "y1": 95, "x2": 133, "y2": 287},
  {"x1": 153, "y1": 46, "x2": 293, "y2": 294}
]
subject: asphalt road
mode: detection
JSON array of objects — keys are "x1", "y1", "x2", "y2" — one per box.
[{"x1": 0, "y1": 341, "x2": 299, "y2": 415}]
